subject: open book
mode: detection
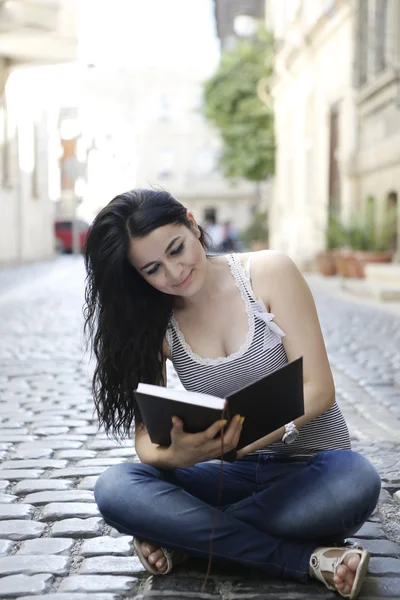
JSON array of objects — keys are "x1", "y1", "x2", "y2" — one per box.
[{"x1": 135, "y1": 357, "x2": 304, "y2": 451}]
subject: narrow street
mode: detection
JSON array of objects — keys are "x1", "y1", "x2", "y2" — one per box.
[{"x1": 0, "y1": 257, "x2": 399, "y2": 599}]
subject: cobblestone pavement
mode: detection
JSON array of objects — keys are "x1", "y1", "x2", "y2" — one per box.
[{"x1": 0, "y1": 257, "x2": 399, "y2": 599}]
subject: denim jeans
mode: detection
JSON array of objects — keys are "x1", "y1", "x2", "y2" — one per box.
[{"x1": 94, "y1": 449, "x2": 381, "y2": 583}]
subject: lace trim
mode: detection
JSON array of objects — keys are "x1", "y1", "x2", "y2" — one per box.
[{"x1": 169, "y1": 254, "x2": 255, "y2": 365}]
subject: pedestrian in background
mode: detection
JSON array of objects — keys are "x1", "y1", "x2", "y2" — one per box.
[{"x1": 203, "y1": 214, "x2": 223, "y2": 253}]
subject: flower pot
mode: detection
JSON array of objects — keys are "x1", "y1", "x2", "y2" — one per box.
[
  {"x1": 315, "y1": 251, "x2": 336, "y2": 276},
  {"x1": 333, "y1": 250, "x2": 353, "y2": 278},
  {"x1": 353, "y1": 250, "x2": 394, "y2": 278}
]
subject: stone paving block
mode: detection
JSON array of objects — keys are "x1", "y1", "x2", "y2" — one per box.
[
  {"x1": 104, "y1": 448, "x2": 136, "y2": 458},
  {"x1": 58, "y1": 574, "x2": 138, "y2": 594},
  {"x1": 349, "y1": 538, "x2": 400, "y2": 556},
  {"x1": 40, "y1": 501, "x2": 100, "y2": 521},
  {"x1": 1, "y1": 458, "x2": 68, "y2": 469},
  {"x1": 76, "y1": 458, "x2": 125, "y2": 467},
  {"x1": 74, "y1": 426, "x2": 99, "y2": 434},
  {"x1": 79, "y1": 555, "x2": 145, "y2": 575},
  {"x1": 0, "y1": 539, "x2": 14, "y2": 556},
  {"x1": 51, "y1": 516, "x2": 104, "y2": 538},
  {"x1": 47, "y1": 434, "x2": 88, "y2": 441},
  {"x1": 0, "y1": 427, "x2": 30, "y2": 435},
  {"x1": 12, "y1": 447, "x2": 54, "y2": 459},
  {"x1": 18, "y1": 595, "x2": 119, "y2": 600},
  {"x1": 87, "y1": 440, "x2": 126, "y2": 451},
  {"x1": 0, "y1": 493, "x2": 17, "y2": 503},
  {"x1": 0, "y1": 554, "x2": 70, "y2": 575},
  {"x1": 0, "y1": 435, "x2": 36, "y2": 442},
  {"x1": 354, "y1": 522, "x2": 387, "y2": 539},
  {"x1": 33, "y1": 427, "x2": 70, "y2": 435},
  {"x1": 0, "y1": 469, "x2": 45, "y2": 480},
  {"x1": 13, "y1": 479, "x2": 75, "y2": 494},
  {"x1": 18, "y1": 440, "x2": 83, "y2": 449},
  {"x1": 369, "y1": 556, "x2": 400, "y2": 576},
  {"x1": 145, "y1": 576, "x2": 219, "y2": 596},
  {"x1": 361, "y1": 576, "x2": 400, "y2": 597},
  {"x1": 77, "y1": 476, "x2": 99, "y2": 490},
  {"x1": 39, "y1": 419, "x2": 90, "y2": 428},
  {"x1": 23, "y1": 490, "x2": 94, "y2": 505},
  {"x1": 49, "y1": 466, "x2": 108, "y2": 478},
  {"x1": 0, "y1": 573, "x2": 54, "y2": 597},
  {"x1": 17, "y1": 537, "x2": 74, "y2": 555},
  {"x1": 0, "y1": 504, "x2": 35, "y2": 519},
  {"x1": 80, "y1": 536, "x2": 133, "y2": 557},
  {"x1": 56, "y1": 449, "x2": 97, "y2": 459},
  {"x1": 0, "y1": 520, "x2": 46, "y2": 540}
]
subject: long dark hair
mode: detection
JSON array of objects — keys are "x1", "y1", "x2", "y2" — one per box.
[{"x1": 84, "y1": 189, "x2": 208, "y2": 439}]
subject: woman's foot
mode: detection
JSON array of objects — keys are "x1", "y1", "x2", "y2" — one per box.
[
  {"x1": 309, "y1": 546, "x2": 370, "y2": 599},
  {"x1": 140, "y1": 541, "x2": 168, "y2": 573}
]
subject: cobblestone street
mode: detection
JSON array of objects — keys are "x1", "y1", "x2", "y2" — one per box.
[{"x1": 0, "y1": 257, "x2": 400, "y2": 599}]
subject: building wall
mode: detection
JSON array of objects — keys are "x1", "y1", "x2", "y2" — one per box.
[
  {"x1": 0, "y1": 0, "x2": 77, "y2": 265},
  {"x1": 0, "y1": 70, "x2": 56, "y2": 264},
  {"x1": 267, "y1": 0, "x2": 355, "y2": 264},
  {"x1": 266, "y1": 0, "x2": 400, "y2": 265}
]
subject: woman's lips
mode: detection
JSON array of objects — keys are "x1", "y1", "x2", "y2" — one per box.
[{"x1": 174, "y1": 270, "x2": 193, "y2": 287}]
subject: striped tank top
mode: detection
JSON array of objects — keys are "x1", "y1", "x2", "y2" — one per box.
[{"x1": 166, "y1": 253, "x2": 351, "y2": 457}]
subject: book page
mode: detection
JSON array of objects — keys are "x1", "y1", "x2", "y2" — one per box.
[{"x1": 136, "y1": 383, "x2": 225, "y2": 410}]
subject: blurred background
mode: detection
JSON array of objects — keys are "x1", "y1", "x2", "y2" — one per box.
[{"x1": 0, "y1": 0, "x2": 399, "y2": 288}]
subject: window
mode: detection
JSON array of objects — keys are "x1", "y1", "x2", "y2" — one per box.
[
  {"x1": 357, "y1": 0, "x2": 369, "y2": 86},
  {"x1": 375, "y1": 0, "x2": 388, "y2": 74}
]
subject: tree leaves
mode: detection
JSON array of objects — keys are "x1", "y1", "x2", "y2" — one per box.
[{"x1": 203, "y1": 28, "x2": 275, "y2": 182}]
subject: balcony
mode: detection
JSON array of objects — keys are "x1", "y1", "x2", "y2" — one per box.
[{"x1": 0, "y1": 0, "x2": 76, "y2": 65}]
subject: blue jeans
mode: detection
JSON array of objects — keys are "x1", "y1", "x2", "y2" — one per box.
[{"x1": 94, "y1": 449, "x2": 381, "y2": 583}]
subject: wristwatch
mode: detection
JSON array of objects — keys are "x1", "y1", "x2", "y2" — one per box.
[{"x1": 282, "y1": 421, "x2": 299, "y2": 445}]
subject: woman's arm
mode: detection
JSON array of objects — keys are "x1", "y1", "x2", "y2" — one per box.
[{"x1": 238, "y1": 251, "x2": 335, "y2": 457}]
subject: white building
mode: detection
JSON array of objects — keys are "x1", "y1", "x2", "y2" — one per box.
[
  {"x1": 0, "y1": 0, "x2": 77, "y2": 265},
  {"x1": 265, "y1": 0, "x2": 400, "y2": 267}
]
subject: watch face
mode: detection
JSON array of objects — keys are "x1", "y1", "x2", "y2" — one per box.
[{"x1": 283, "y1": 430, "x2": 299, "y2": 445}]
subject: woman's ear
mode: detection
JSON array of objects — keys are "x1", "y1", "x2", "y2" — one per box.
[{"x1": 186, "y1": 210, "x2": 201, "y2": 238}]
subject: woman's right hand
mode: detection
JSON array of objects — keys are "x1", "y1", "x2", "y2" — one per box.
[{"x1": 166, "y1": 414, "x2": 244, "y2": 469}]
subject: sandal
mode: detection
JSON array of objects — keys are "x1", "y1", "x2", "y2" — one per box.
[
  {"x1": 310, "y1": 546, "x2": 370, "y2": 599},
  {"x1": 133, "y1": 538, "x2": 187, "y2": 575}
]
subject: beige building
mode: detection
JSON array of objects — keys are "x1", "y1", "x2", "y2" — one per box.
[
  {"x1": 265, "y1": 0, "x2": 400, "y2": 267},
  {"x1": 0, "y1": 1, "x2": 77, "y2": 265}
]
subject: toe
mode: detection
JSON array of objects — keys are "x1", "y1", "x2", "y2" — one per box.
[{"x1": 156, "y1": 556, "x2": 167, "y2": 572}]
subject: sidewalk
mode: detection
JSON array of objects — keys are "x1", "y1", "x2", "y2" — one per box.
[{"x1": 0, "y1": 257, "x2": 399, "y2": 599}]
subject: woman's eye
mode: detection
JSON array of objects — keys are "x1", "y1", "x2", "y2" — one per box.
[
  {"x1": 147, "y1": 264, "x2": 160, "y2": 276},
  {"x1": 171, "y1": 243, "x2": 184, "y2": 256}
]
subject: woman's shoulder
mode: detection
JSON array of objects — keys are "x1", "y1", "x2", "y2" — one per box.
[{"x1": 237, "y1": 249, "x2": 294, "y2": 273}]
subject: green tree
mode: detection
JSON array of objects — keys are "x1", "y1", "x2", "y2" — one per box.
[{"x1": 202, "y1": 27, "x2": 275, "y2": 182}]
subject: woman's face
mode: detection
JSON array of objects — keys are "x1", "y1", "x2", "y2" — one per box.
[{"x1": 128, "y1": 216, "x2": 208, "y2": 296}]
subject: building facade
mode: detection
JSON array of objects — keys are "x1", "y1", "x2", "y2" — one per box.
[
  {"x1": 0, "y1": 1, "x2": 77, "y2": 265},
  {"x1": 265, "y1": 0, "x2": 400, "y2": 266}
]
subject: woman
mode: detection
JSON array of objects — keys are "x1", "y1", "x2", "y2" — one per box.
[{"x1": 85, "y1": 189, "x2": 381, "y2": 599}]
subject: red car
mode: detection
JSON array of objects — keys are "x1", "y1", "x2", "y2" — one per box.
[{"x1": 55, "y1": 219, "x2": 89, "y2": 253}]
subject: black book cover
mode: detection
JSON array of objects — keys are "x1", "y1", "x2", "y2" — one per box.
[{"x1": 135, "y1": 357, "x2": 304, "y2": 451}]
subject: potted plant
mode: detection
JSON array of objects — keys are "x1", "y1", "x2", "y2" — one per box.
[
  {"x1": 316, "y1": 214, "x2": 346, "y2": 276},
  {"x1": 240, "y1": 212, "x2": 269, "y2": 251},
  {"x1": 346, "y1": 200, "x2": 396, "y2": 278}
]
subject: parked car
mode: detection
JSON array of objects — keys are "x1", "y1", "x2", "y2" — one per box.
[{"x1": 55, "y1": 219, "x2": 89, "y2": 253}]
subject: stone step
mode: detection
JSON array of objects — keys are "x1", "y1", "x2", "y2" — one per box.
[
  {"x1": 341, "y1": 278, "x2": 400, "y2": 302},
  {"x1": 364, "y1": 263, "x2": 400, "y2": 284}
]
